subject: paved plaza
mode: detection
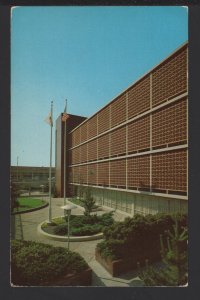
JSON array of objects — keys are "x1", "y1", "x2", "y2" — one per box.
[{"x1": 11, "y1": 197, "x2": 143, "y2": 287}]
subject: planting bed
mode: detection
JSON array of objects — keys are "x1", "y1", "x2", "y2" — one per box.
[
  {"x1": 95, "y1": 213, "x2": 187, "y2": 276},
  {"x1": 42, "y1": 212, "x2": 113, "y2": 236},
  {"x1": 11, "y1": 240, "x2": 92, "y2": 286}
]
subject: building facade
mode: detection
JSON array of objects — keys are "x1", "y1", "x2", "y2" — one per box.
[
  {"x1": 55, "y1": 113, "x2": 87, "y2": 196},
  {"x1": 56, "y1": 42, "x2": 188, "y2": 216},
  {"x1": 11, "y1": 166, "x2": 56, "y2": 191}
]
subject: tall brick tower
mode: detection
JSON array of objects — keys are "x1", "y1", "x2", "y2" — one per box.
[{"x1": 55, "y1": 113, "x2": 86, "y2": 197}]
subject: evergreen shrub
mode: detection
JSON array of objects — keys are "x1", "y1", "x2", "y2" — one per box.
[
  {"x1": 138, "y1": 217, "x2": 188, "y2": 286},
  {"x1": 52, "y1": 212, "x2": 114, "y2": 236},
  {"x1": 97, "y1": 213, "x2": 187, "y2": 262},
  {"x1": 11, "y1": 240, "x2": 88, "y2": 286}
]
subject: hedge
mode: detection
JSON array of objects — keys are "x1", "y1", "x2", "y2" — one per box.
[
  {"x1": 11, "y1": 240, "x2": 89, "y2": 286},
  {"x1": 96, "y1": 213, "x2": 187, "y2": 262}
]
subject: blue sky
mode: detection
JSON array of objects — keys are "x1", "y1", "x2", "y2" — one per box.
[{"x1": 11, "y1": 6, "x2": 188, "y2": 167}]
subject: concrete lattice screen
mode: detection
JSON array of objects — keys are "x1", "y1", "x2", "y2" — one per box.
[{"x1": 67, "y1": 44, "x2": 188, "y2": 198}]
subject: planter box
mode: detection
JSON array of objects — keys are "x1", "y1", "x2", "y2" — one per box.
[
  {"x1": 95, "y1": 248, "x2": 159, "y2": 277},
  {"x1": 41, "y1": 268, "x2": 92, "y2": 286}
]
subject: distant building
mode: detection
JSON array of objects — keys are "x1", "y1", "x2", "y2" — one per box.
[
  {"x1": 11, "y1": 166, "x2": 55, "y2": 191},
  {"x1": 55, "y1": 42, "x2": 188, "y2": 215}
]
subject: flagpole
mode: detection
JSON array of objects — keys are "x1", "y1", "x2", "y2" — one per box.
[
  {"x1": 48, "y1": 101, "x2": 53, "y2": 223},
  {"x1": 64, "y1": 99, "x2": 67, "y2": 206}
]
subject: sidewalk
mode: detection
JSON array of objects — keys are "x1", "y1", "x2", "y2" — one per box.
[{"x1": 11, "y1": 197, "x2": 143, "y2": 287}]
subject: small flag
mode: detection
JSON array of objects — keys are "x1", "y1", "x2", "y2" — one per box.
[
  {"x1": 45, "y1": 112, "x2": 53, "y2": 126},
  {"x1": 62, "y1": 113, "x2": 69, "y2": 122}
]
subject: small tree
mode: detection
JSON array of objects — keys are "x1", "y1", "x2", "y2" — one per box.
[
  {"x1": 138, "y1": 217, "x2": 188, "y2": 286},
  {"x1": 76, "y1": 175, "x2": 85, "y2": 199},
  {"x1": 80, "y1": 187, "x2": 96, "y2": 217}
]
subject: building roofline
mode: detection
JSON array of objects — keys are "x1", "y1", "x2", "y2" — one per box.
[
  {"x1": 11, "y1": 166, "x2": 56, "y2": 169},
  {"x1": 69, "y1": 41, "x2": 188, "y2": 134},
  {"x1": 56, "y1": 113, "x2": 86, "y2": 124}
]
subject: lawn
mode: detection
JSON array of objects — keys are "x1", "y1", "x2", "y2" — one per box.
[{"x1": 13, "y1": 197, "x2": 46, "y2": 213}]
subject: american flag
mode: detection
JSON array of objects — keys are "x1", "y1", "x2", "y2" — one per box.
[
  {"x1": 62, "y1": 113, "x2": 69, "y2": 122},
  {"x1": 45, "y1": 112, "x2": 53, "y2": 126}
]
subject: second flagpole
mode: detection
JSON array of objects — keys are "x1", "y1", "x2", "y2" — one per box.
[
  {"x1": 64, "y1": 99, "x2": 67, "y2": 207},
  {"x1": 48, "y1": 101, "x2": 53, "y2": 223}
]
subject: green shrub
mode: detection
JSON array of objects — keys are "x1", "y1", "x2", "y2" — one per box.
[
  {"x1": 97, "y1": 239, "x2": 125, "y2": 260},
  {"x1": 52, "y1": 213, "x2": 114, "y2": 236},
  {"x1": 11, "y1": 240, "x2": 88, "y2": 286},
  {"x1": 53, "y1": 223, "x2": 103, "y2": 236},
  {"x1": 98, "y1": 212, "x2": 114, "y2": 227},
  {"x1": 139, "y1": 218, "x2": 188, "y2": 286},
  {"x1": 97, "y1": 213, "x2": 187, "y2": 262},
  {"x1": 79, "y1": 214, "x2": 99, "y2": 225},
  {"x1": 53, "y1": 223, "x2": 68, "y2": 235},
  {"x1": 80, "y1": 187, "x2": 96, "y2": 216},
  {"x1": 70, "y1": 215, "x2": 86, "y2": 227},
  {"x1": 71, "y1": 224, "x2": 102, "y2": 236}
]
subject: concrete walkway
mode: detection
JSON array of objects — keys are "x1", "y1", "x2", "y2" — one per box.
[{"x1": 11, "y1": 197, "x2": 143, "y2": 287}]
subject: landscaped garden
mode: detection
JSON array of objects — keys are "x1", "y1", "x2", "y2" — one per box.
[
  {"x1": 95, "y1": 212, "x2": 188, "y2": 285},
  {"x1": 12, "y1": 197, "x2": 47, "y2": 213},
  {"x1": 11, "y1": 240, "x2": 92, "y2": 286},
  {"x1": 41, "y1": 186, "x2": 114, "y2": 238},
  {"x1": 41, "y1": 212, "x2": 114, "y2": 236}
]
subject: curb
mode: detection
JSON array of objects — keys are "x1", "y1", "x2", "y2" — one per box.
[
  {"x1": 37, "y1": 219, "x2": 103, "y2": 242},
  {"x1": 11, "y1": 202, "x2": 49, "y2": 215}
]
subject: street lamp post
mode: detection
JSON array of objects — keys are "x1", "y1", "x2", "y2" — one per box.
[{"x1": 61, "y1": 204, "x2": 77, "y2": 250}]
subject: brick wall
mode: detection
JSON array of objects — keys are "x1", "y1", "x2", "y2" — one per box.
[
  {"x1": 98, "y1": 134, "x2": 110, "y2": 159},
  {"x1": 98, "y1": 106, "x2": 110, "y2": 134},
  {"x1": 152, "y1": 98, "x2": 187, "y2": 148},
  {"x1": 152, "y1": 46, "x2": 187, "y2": 107},
  {"x1": 98, "y1": 162, "x2": 109, "y2": 185},
  {"x1": 68, "y1": 43, "x2": 188, "y2": 198},
  {"x1": 80, "y1": 122, "x2": 88, "y2": 143},
  {"x1": 55, "y1": 114, "x2": 86, "y2": 196},
  {"x1": 128, "y1": 115, "x2": 150, "y2": 153},
  {"x1": 111, "y1": 93, "x2": 126, "y2": 127},
  {"x1": 110, "y1": 126, "x2": 126, "y2": 157},
  {"x1": 110, "y1": 159, "x2": 126, "y2": 187},
  {"x1": 127, "y1": 156, "x2": 150, "y2": 190},
  {"x1": 128, "y1": 75, "x2": 150, "y2": 118},
  {"x1": 152, "y1": 149, "x2": 187, "y2": 193},
  {"x1": 88, "y1": 115, "x2": 97, "y2": 139}
]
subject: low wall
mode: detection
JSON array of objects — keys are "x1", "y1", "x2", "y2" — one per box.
[{"x1": 95, "y1": 248, "x2": 159, "y2": 277}]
